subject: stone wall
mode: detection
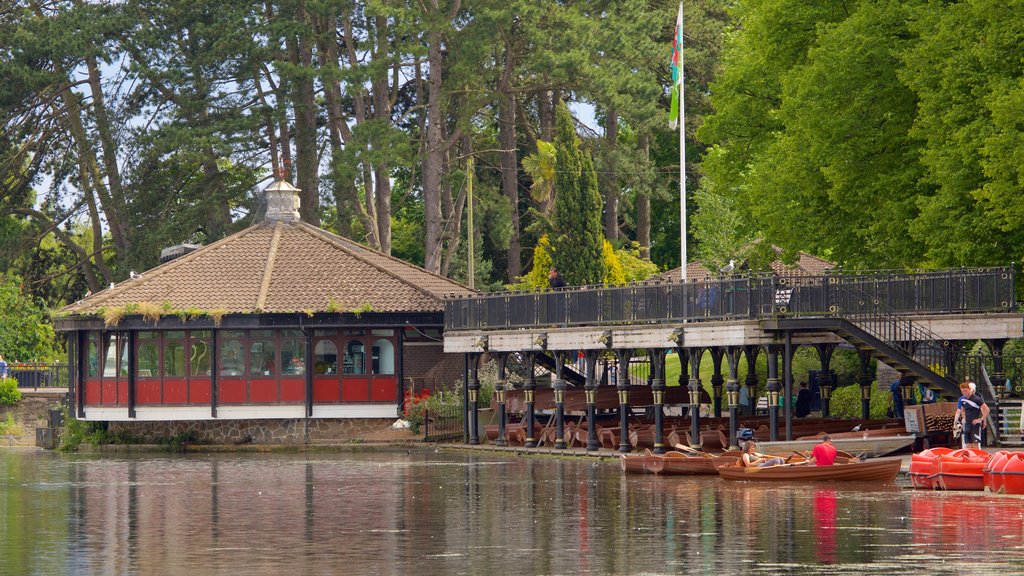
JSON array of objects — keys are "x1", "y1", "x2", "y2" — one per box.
[
  {"x1": 106, "y1": 417, "x2": 419, "y2": 445},
  {"x1": 0, "y1": 392, "x2": 65, "y2": 447}
]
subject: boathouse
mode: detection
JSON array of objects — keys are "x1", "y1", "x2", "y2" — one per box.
[{"x1": 54, "y1": 180, "x2": 474, "y2": 443}]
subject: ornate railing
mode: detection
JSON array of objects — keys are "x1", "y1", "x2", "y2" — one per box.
[
  {"x1": 5, "y1": 362, "x2": 69, "y2": 388},
  {"x1": 445, "y1": 267, "x2": 1016, "y2": 331}
]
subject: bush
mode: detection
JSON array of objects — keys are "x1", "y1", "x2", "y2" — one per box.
[
  {"x1": 0, "y1": 377, "x2": 21, "y2": 405},
  {"x1": 829, "y1": 383, "x2": 891, "y2": 419},
  {"x1": 0, "y1": 413, "x2": 24, "y2": 436}
]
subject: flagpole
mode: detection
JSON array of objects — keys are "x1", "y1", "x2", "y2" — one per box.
[{"x1": 678, "y1": 1, "x2": 686, "y2": 283}]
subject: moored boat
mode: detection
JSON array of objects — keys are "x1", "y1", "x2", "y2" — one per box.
[
  {"x1": 1002, "y1": 454, "x2": 1024, "y2": 495},
  {"x1": 909, "y1": 447, "x2": 954, "y2": 490},
  {"x1": 620, "y1": 449, "x2": 659, "y2": 474},
  {"x1": 754, "y1": 435, "x2": 915, "y2": 458},
  {"x1": 927, "y1": 448, "x2": 988, "y2": 491},
  {"x1": 647, "y1": 450, "x2": 742, "y2": 475},
  {"x1": 717, "y1": 457, "x2": 902, "y2": 482}
]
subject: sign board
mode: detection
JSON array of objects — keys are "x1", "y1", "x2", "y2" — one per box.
[{"x1": 904, "y1": 407, "x2": 921, "y2": 434}]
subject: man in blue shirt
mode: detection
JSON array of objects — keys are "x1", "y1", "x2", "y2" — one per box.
[{"x1": 0, "y1": 354, "x2": 7, "y2": 380}]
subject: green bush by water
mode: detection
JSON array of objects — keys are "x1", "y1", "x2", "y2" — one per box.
[{"x1": 0, "y1": 378, "x2": 21, "y2": 405}]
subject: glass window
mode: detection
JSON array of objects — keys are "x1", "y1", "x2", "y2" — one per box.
[
  {"x1": 314, "y1": 340, "x2": 338, "y2": 375},
  {"x1": 221, "y1": 330, "x2": 245, "y2": 339},
  {"x1": 280, "y1": 329, "x2": 302, "y2": 338},
  {"x1": 371, "y1": 329, "x2": 394, "y2": 337},
  {"x1": 314, "y1": 328, "x2": 337, "y2": 337},
  {"x1": 164, "y1": 340, "x2": 186, "y2": 377},
  {"x1": 372, "y1": 339, "x2": 394, "y2": 375},
  {"x1": 344, "y1": 340, "x2": 365, "y2": 374},
  {"x1": 343, "y1": 329, "x2": 364, "y2": 336},
  {"x1": 251, "y1": 329, "x2": 274, "y2": 338},
  {"x1": 219, "y1": 340, "x2": 244, "y2": 377},
  {"x1": 250, "y1": 339, "x2": 275, "y2": 376},
  {"x1": 281, "y1": 339, "x2": 305, "y2": 375},
  {"x1": 138, "y1": 342, "x2": 159, "y2": 378},
  {"x1": 118, "y1": 333, "x2": 130, "y2": 378},
  {"x1": 165, "y1": 330, "x2": 185, "y2": 339},
  {"x1": 103, "y1": 334, "x2": 117, "y2": 378},
  {"x1": 87, "y1": 334, "x2": 100, "y2": 378},
  {"x1": 190, "y1": 331, "x2": 212, "y2": 377}
]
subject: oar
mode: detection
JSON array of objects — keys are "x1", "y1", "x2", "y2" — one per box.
[
  {"x1": 673, "y1": 443, "x2": 717, "y2": 458},
  {"x1": 744, "y1": 461, "x2": 808, "y2": 473}
]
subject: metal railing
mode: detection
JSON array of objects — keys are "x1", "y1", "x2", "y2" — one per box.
[
  {"x1": 423, "y1": 403, "x2": 464, "y2": 442},
  {"x1": 5, "y1": 362, "x2": 69, "y2": 388},
  {"x1": 445, "y1": 267, "x2": 1015, "y2": 331}
]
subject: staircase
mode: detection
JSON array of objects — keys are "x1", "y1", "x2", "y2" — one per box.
[{"x1": 996, "y1": 400, "x2": 1024, "y2": 448}]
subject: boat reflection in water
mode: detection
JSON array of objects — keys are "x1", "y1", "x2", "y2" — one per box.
[{"x1": 2, "y1": 450, "x2": 1024, "y2": 575}]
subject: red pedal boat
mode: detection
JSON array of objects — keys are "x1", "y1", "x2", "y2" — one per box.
[{"x1": 927, "y1": 448, "x2": 989, "y2": 491}]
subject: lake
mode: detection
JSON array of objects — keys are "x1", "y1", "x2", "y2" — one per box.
[{"x1": 2, "y1": 449, "x2": 1023, "y2": 575}]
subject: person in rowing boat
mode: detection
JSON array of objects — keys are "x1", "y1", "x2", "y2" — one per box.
[
  {"x1": 741, "y1": 440, "x2": 785, "y2": 468},
  {"x1": 807, "y1": 434, "x2": 838, "y2": 466},
  {"x1": 956, "y1": 381, "x2": 989, "y2": 449}
]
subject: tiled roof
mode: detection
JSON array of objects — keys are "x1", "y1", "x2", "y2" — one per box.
[{"x1": 60, "y1": 221, "x2": 475, "y2": 316}]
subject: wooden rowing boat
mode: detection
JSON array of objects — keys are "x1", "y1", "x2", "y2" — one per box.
[
  {"x1": 717, "y1": 457, "x2": 902, "y2": 482},
  {"x1": 646, "y1": 450, "x2": 742, "y2": 475},
  {"x1": 754, "y1": 435, "x2": 915, "y2": 458},
  {"x1": 620, "y1": 449, "x2": 659, "y2": 474}
]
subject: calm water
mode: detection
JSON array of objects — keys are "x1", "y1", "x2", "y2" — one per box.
[{"x1": 2, "y1": 449, "x2": 1024, "y2": 576}]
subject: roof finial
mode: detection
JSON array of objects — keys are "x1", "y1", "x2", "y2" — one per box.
[{"x1": 264, "y1": 178, "x2": 301, "y2": 223}]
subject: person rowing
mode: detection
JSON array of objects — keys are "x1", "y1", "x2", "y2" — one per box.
[
  {"x1": 807, "y1": 434, "x2": 838, "y2": 466},
  {"x1": 741, "y1": 439, "x2": 785, "y2": 468}
]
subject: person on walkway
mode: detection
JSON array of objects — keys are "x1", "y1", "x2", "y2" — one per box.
[
  {"x1": 548, "y1": 267, "x2": 566, "y2": 289},
  {"x1": 956, "y1": 381, "x2": 989, "y2": 449},
  {"x1": 808, "y1": 434, "x2": 838, "y2": 466},
  {"x1": 0, "y1": 354, "x2": 7, "y2": 379},
  {"x1": 741, "y1": 440, "x2": 785, "y2": 468},
  {"x1": 795, "y1": 381, "x2": 812, "y2": 418}
]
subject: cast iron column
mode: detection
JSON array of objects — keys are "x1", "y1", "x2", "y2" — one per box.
[
  {"x1": 553, "y1": 351, "x2": 568, "y2": 449},
  {"x1": 784, "y1": 332, "x2": 793, "y2": 441},
  {"x1": 766, "y1": 345, "x2": 781, "y2": 441},
  {"x1": 467, "y1": 352, "x2": 481, "y2": 445},
  {"x1": 687, "y1": 348, "x2": 705, "y2": 450},
  {"x1": 495, "y1": 353, "x2": 509, "y2": 447},
  {"x1": 815, "y1": 343, "x2": 836, "y2": 419},
  {"x1": 725, "y1": 347, "x2": 742, "y2": 450},
  {"x1": 744, "y1": 345, "x2": 760, "y2": 417},
  {"x1": 585, "y1": 350, "x2": 601, "y2": 452},
  {"x1": 615, "y1": 348, "x2": 633, "y2": 453},
  {"x1": 986, "y1": 339, "x2": 1008, "y2": 396},
  {"x1": 523, "y1": 352, "x2": 538, "y2": 448},
  {"x1": 710, "y1": 348, "x2": 725, "y2": 419},
  {"x1": 858, "y1": 350, "x2": 873, "y2": 420},
  {"x1": 650, "y1": 349, "x2": 668, "y2": 454}
]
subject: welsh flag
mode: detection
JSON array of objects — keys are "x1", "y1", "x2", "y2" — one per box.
[{"x1": 668, "y1": 3, "x2": 683, "y2": 130}]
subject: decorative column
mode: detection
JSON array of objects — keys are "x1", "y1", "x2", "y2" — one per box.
[
  {"x1": 650, "y1": 349, "x2": 668, "y2": 454},
  {"x1": 725, "y1": 347, "x2": 742, "y2": 450},
  {"x1": 584, "y1": 350, "x2": 601, "y2": 452},
  {"x1": 552, "y1": 350, "x2": 568, "y2": 449},
  {"x1": 710, "y1": 348, "x2": 725, "y2": 418},
  {"x1": 615, "y1": 347, "x2": 633, "y2": 453},
  {"x1": 687, "y1": 348, "x2": 705, "y2": 450},
  {"x1": 986, "y1": 339, "x2": 1009, "y2": 396},
  {"x1": 467, "y1": 352, "x2": 481, "y2": 445},
  {"x1": 765, "y1": 345, "x2": 781, "y2": 441},
  {"x1": 815, "y1": 343, "x2": 836, "y2": 419},
  {"x1": 858, "y1": 350, "x2": 873, "y2": 420},
  {"x1": 523, "y1": 351, "x2": 538, "y2": 448},
  {"x1": 495, "y1": 353, "x2": 509, "y2": 447},
  {"x1": 744, "y1": 345, "x2": 760, "y2": 417},
  {"x1": 783, "y1": 332, "x2": 793, "y2": 441}
]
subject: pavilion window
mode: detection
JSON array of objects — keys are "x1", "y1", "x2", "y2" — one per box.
[
  {"x1": 344, "y1": 340, "x2": 365, "y2": 374},
  {"x1": 372, "y1": 339, "x2": 394, "y2": 375},
  {"x1": 281, "y1": 331, "x2": 305, "y2": 375},
  {"x1": 87, "y1": 333, "x2": 100, "y2": 378},
  {"x1": 163, "y1": 331, "x2": 186, "y2": 377},
  {"x1": 314, "y1": 340, "x2": 338, "y2": 375},
  {"x1": 118, "y1": 332, "x2": 130, "y2": 378},
  {"x1": 250, "y1": 330, "x2": 276, "y2": 376},
  {"x1": 190, "y1": 331, "x2": 212, "y2": 377},
  {"x1": 137, "y1": 331, "x2": 159, "y2": 378},
  {"x1": 219, "y1": 331, "x2": 245, "y2": 376}
]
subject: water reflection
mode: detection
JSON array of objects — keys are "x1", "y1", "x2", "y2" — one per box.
[{"x1": 2, "y1": 450, "x2": 1024, "y2": 575}]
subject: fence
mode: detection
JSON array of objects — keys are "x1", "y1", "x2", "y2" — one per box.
[
  {"x1": 5, "y1": 362, "x2": 68, "y2": 388},
  {"x1": 423, "y1": 402, "x2": 464, "y2": 442}
]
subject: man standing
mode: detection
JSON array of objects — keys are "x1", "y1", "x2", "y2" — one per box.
[
  {"x1": 808, "y1": 434, "x2": 838, "y2": 466},
  {"x1": 958, "y1": 381, "x2": 989, "y2": 449},
  {"x1": 0, "y1": 354, "x2": 7, "y2": 380}
]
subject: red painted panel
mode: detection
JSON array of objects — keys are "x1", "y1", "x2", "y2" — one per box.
[
  {"x1": 250, "y1": 378, "x2": 278, "y2": 403},
  {"x1": 117, "y1": 381, "x2": 129, "y2": 406},
  {"x1": 280, "y1": 378, "x2": 305, "y2": 403},
  {"x1": 85, "y1": 380, "x2": 101, "y2": 405},
  {"x1": 219, "y1": 379, "x2": 246, "y2": 404},
  {"x1": 189, "y1": 379, "x2": 211, "y2": 404},
  {"x1": 136, "y1": 381, "x2": 161, "y2": 405},
  {"x1": 313, "y1": 377, "x2": 340, "y2": 403},
  {"x1": 370, "y1": 377, "x2": 398, "y2": 402},
  {"x1": 341, "y1": 377, "x2": 370, "y2": 402},
  {"x1": 164, "y1": 378, "x2": 188, "y2": 404},
  {"x1": 101, "y1": 380, "x2": 117, "y2": 405}
]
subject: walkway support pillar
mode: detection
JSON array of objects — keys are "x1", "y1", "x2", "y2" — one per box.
[
  {"x1": 815, "y1": 343, "x2": 836, "y2": 419},
  {"x1": 710, "y1": 348, "x2": 725, "y2": 419},
  {"x1": 552, "y1": 350, "x2": 568, "y2": 449},
  {"x1": 584, "y1": 350, "x2": 602, "y2": 452},
  {"x1": 650, "y1": 349, "x2": 668, "y2": 454},
  {"x1": 766, "y1": 345, "x2": 781, "y2": 442},
  {"x1": 744, "y1": 346, "x2": 760, "y2": 417},
  {"x1": 687, "y1": 348, "x2": 705, "y2": 450},
  {"x1": 524, "y1": 351, "x2": 538, "y2": 448},
  {"x1": 725, "y1": 347, "x2": 742, "y2": 450},
  {"x1": 495, "y1": 353, "x2": 509, "y2": 447},
  {"x1": 858, "y1": 350, "x2": 873, "y2": 420},
  {"x1": 614, "y1": 348, "x2": 633, "y2": 453},
  {"x1": 467, "y1": 352, "x2": 482, "y2": 445},
  {"x1": 784, "y1": 332, "x2": 793, "y2": 441}
]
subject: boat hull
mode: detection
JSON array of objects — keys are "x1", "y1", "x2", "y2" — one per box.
[
  {"x1": 649, "y1": 451, "x2": 741, "y2": 475},
  {"x1": 718, "y1": 458, "x2": 902, "y2": 482}
]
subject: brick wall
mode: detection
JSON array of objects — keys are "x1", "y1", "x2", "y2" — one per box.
[{"x1": 403, "y1": 342, "x2": 464, "y2": 392}]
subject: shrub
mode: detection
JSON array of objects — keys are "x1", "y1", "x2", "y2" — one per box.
[
  {"x1": 0, "y1": 377, "x2": 21, "y2": 405},
  {"x1": 0, "y1": 413, "x2": 24, "y2": 436},
  {"x1": 828, "y1": 383, "x2": 890, "y2": 419}
]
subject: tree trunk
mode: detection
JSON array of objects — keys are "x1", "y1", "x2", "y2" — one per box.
[
  {"x1": 603, "y1": 107, "x2": 619, "y2": 241},
  {"x1": 637, "y1": 133, "x2": 651, "y2": 259},
  {"x1": 287, "y1": 1, "x2": 319, "y2": 225},
  {"x1": 422, "y1": 28, "x2": 445, "y2": 273}
]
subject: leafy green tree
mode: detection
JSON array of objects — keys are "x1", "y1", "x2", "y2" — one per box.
[
  {"x1": 0, "y1": 275, "x2": 59, "y2": 362},
  {"x1": 551, "y1": 102, "x2": 607, "y2": 286}
]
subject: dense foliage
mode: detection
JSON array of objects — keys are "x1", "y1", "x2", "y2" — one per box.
[{"x1": 0, "y1": 275, "x2": 60, "y2": 362}]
